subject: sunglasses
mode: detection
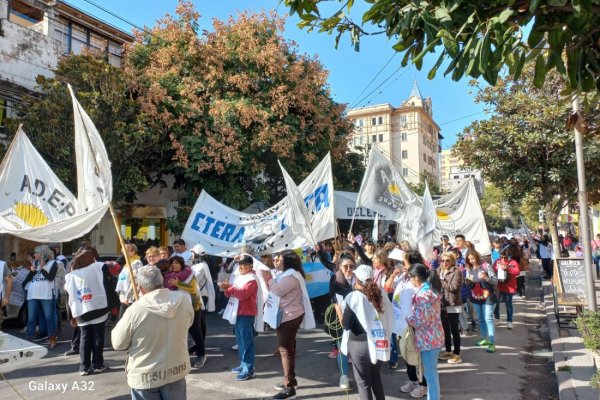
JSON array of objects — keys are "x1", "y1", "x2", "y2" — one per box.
[{"x1": 341, "y1": 264, "x2": 355, "y2": 269}]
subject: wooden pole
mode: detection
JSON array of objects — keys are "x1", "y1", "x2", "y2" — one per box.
[{"x1": 108, "y1": 204, "x2": 139, "y2": 301}]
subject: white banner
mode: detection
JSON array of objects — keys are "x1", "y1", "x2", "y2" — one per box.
[
  {"x1": 417, "y1": 182, "x2": 439, "y2": 259},
  {"x1": 182, "y1": 154, "x2": 335, "y2": 256},
  {"x1": 0, "y1": 87, "x2": 111, "y2": 242},
  {"x1": 279, "y1": 160, "x2": 317, "y2": 245},
  {"x1": 333, "y1": 191, "x2": 387, "y2": 220}
]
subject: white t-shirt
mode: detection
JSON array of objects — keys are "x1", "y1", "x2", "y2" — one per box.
[{"x1": 174, "y1": 250, "x2": 193, "y2": 265}]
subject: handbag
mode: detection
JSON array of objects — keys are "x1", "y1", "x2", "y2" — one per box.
[
  {"x1": 263, "y1": 292, "x2": 282, "y2": 329},
  {"x1": 399, "y1": 326, "x2": 421, "y2": 370}
]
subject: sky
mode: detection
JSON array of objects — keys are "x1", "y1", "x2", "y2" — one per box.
[{"x1": 65, "y1": 0, "x2": 488, "y2": 150}]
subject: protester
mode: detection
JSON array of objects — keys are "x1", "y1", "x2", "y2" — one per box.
[
  {"x1": 261, "y1": 250, "x2": 316, "y2": 400},
  {"x1": 438, "y1": 253, "x2": 463, "y2": 364},
  {"x1": 112, "y1": 265, "x2": 194, "y2": 399},
  {"x1": 535, "y1": 234, "x2": 553, "y2": 279},
  {"x1": 407, "y1": 264, "x2": 444, "y2": 400},
  {"x1": 341, "y1": 265, "x2": 394, "y2": 400},
  {"x1": 165, "y1": 256, "x2": 206, "y2": 368},
  {"x1": 219, "y1": 254, "x2": 260, "y2": 381},
  {"x1": 329, "y1": 253, "x2": 356, "y2": 390},
  {"x1": 172, "y1": 238, "x2": 193, "y2": 264},
  {"x1": 65, "y1": 247, "x2": 118, "y2": 375},
  {"x1": 158, "y1": 246, "x2": 171, "y2": 260},
  {"x1": 115, "y1": 244, "x2": 144, "y2": 319},
  {"x1": 493, "y1": 248, "x2": 520, "y2": 329},
  {"x1": 0, "y1": 257, "x2": 13, "y2": 316},
  {"x1": 389, "y1": 250, "x2": 428, "y2": 398},
  {"x1": 22, "y1": 245, "x2": 59, "y2": 348},
  {"x1": 591, "y1": 234, "x2": 600, "y2": 278},
  {"x1": 465, "y1": 249, "x2": 498, "y2": 353}
]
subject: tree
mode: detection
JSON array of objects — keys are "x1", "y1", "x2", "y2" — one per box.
[
  {"x1": 453, "y1": 63, "x2": 600, "y2": 255},
  {"x1": 3, "y1": 53, "x2": 169, "y2": 204},
  {"x1": 408, "y1": 173, "x2": 446, "y2": 197},
  {"x1": 125, "y1": 2, "x2": 353, "y2": 217},
  {"x1": 284, "y1": 0, "x2": 600, "y2": 92},
  {"x1": 479, "y1": 183, "x2": 517, "y2": 232}
]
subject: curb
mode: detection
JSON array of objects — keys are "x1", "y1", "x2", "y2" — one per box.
[{"x1": 545, "y1": 283, "x2": 600, "y2": 400}]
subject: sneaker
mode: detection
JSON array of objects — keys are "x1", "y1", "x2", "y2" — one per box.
[
  {"x1": 231, "y1": 366, "x2": 244, "y2": 374},
  {"x1": 486, "y1": 344, "x2": 496, "y2": 353},
  {"x1": 447, "y1": 354, "x2": 462, "y2": 364},
  {"x1": 64, "y1": 349, "x2": 79, "y2": 356},
  {"x1": 438, "y1": 351, "x2": 453, "y2": 360},
  {"x1": 274, "y1": 383, "x2": 285, "y2": 391},
  {"x1": 93, "y1": 365, "x2": 107, "y2": 373},
  {"x1": 328, "y1": 348, "x2": 339, "y2": 359},
  {"x1": 193, "y1": 355, "x2": 207, "y2": 368},
  {"x1": 79, "y1": 368, "x2": 92, "y2": 376},
  {"x1": 217, "y1": 309, "x2": 225, "y2": 315},
  {"x1": 231, "y1": 344, "x2": 239, "y2": 351},
  {"x1": 33, "y1": 335, "x2": 49, "y2": 342},
  {"x1": 400, "y1": 381, "x2": 420, "y2": 393},
  {"x1": 235, "y1": 371, "x2": 253, "y2": 381},
  {"x1": 273, "y1": 387, "x2": 296, "y2": 399},
  {"x1": 410, "y1": 384, "x2": 428, "y2": 398},
  {"x1": 476, "y1": 338, "x2": 489, "y2": 346},
  {"x1": 339, "y1": 374, "x2": 350, "y2": 390},
  {"x1": 188, "y1": 345, "x2": 197, "y2": 355},
  {"x1": 507, "y1": 321, "x2": 513, "y2": 330},
  {"x1": 388, "y1": 361, "x2": 398, "y2": 369}
]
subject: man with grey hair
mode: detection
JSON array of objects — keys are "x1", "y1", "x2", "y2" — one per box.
[{"x1": 112, "y1": 266, "x2": 194, "y2": 399}]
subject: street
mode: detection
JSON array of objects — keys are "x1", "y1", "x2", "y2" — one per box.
[{"x1": 0, "y1": 265, "x2": 556, "y2": 400}]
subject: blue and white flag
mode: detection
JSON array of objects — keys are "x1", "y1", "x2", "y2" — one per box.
[{"x1": 303, "y1": 262, "x2": 332, "y2": 299}]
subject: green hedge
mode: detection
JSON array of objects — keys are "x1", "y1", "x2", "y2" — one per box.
[{"x1": 575, "y1": 310, "x2": 600, "y2": 350}]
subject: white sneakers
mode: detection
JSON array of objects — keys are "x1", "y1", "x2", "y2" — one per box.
[
  {"x1": 507, "y1": 321, "x2": 514, "y2": 329},
  {"x1": 400, "y1": 381, "x2": 419, "y2": 393},
  {"x1": 410, "y1": 385, "x2": 428, "y2": 398},
  {"x1": 339, "y1": 374, "x2": 350, "y2": 390}
]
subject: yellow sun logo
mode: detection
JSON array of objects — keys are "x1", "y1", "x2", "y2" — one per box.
[
  {"x1": 437, "y1": 210, "x2": 450, "y2": 220},
  {"x1": 388, "y1": 184, "x2": 400, "y2": 195},
  {"x1": 14, "y1": 202, "x2": 49, "y2": 227}
]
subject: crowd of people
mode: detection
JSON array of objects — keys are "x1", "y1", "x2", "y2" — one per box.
[{"x1": 0, "y1": 231, "x2": 567, "y2": 400}]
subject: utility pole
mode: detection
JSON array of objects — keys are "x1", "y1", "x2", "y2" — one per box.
[{"x1": 572, "y1": 95, "x2": 597, "y2": 311}]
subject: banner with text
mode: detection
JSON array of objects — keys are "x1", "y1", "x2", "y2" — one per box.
[{"x1": 182, "y1": 154, "x2": 335, "y2": 256}]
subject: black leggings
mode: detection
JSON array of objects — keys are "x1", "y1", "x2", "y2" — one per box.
[
  {"x1": 441, "y1": 311, "x2": 461, "y2": 355},
  {"x1": 189, "y1": 309, "x2": 205, "y2": 356},
  {"x1": 407, "y1": 363, "x2": 427, "y2": 386}
]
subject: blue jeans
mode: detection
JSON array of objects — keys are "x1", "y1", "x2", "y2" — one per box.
[
  {"x1": 494, "y1": 293, "x2": 514, "y2": 322},
  {"x1": 336, "y1": 339, "x2": 349, "y2": 376},
  {"x1": 131, "y1": 378, "x2": 186, "y2": 400},
  {"x1": 27, "y1": 298, "x2": 57, "y2": 338},
  {"x1": 234, "y1": 316, "x2": 255, "y2": 374},
  {"x1": 593, "y1": 255, "x2": 600, "y2": 277},
  {"x1": 421, "y1": 347, "x2": 441, "y2": 400},
  {"x1": 472, "y1": 302, "x2": 495, "y2": 344},
  {"x1": 389, "y1": 333, "x2": 399, "y2": 365}
]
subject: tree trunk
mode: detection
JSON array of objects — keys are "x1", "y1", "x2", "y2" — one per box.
[{"x1": 544, "y1": 203, "x2": 562, "y2": 262}]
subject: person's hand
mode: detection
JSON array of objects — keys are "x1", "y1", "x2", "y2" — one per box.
[
  {"x1": 233, "y1": 255, "x2": 241, "y2": 262},
  {"x1": 260, "y1": 270, "x2": 272, "y2": 283},
  {"x1": 70, "y1": 318, "x2": 78, "y2": 328},
  {"x1": 347, "y1": 231, "x2": 355, "y2": 244},
  {"x1": 168, "y1": 278, "x2": 179, "y2": 286},
  {"x1": 391, "y1": 268, "x2": 402, "y2": 278},
  {"x1": 1, "y1": 297, "x2": 8, "y2": 307},
  {"x1": 478, "y1": 270, "x2": 488, "y2": 281},
  {"x1": 218, "y1": 280, "x2": 231, "y2": 290},
  {"x1": 30, "y1": 265, "x2": 36, "y2": 272}
]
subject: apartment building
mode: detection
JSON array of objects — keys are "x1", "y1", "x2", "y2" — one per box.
[
  {"x1": 440, "y1": 149, "x2": 484, "y2": 197},
  {"x1": 347, "y1": 81, "x2": 442, "y2": 185}
]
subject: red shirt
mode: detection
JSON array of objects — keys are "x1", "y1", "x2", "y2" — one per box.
[
  {"x1": 226, "y1": 277, "x2": 258, "y2": 316},
  {"x1": 493, "y1": 259, "x2": 520, "y2": 294}
]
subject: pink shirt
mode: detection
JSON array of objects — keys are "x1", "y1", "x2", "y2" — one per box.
[{"x1": 268, "y1": 274, "x2": 304, "y2": 323}]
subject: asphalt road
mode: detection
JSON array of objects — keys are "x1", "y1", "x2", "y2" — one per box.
[{"x1": 0, "y1": 263, "x2": 556, "y2": 400}]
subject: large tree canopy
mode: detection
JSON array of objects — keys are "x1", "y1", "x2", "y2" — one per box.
[
  {"x1": 4, "y1": 53, "x2": 169, "y2": 204},
  {"x1": 284, "y1": 0, "x2": 600, "y2": 92},
  {"x1": 125, "y1": 2, "x2": 353, "y2": 212},
  {"x1": 453, "y1": 63, "x2": 600, "y2": 248}
]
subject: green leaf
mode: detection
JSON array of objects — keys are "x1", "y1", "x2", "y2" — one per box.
[
  {"x1": 412, "y1": 37, "x2": 441, "y2": 66},
  {"x1": 513, "y1": 51, "x2": 527, "y2": 80},
  {"x1": 533, "y1": 53, "x2": 547, "y2": 87},
  {"x1": 547, "y1": 0, "x2": 568, "y2": 6},
  {"x1": 498, "y1": 9, "x2": 515, "y2": 24},
  {"x1": 529, "y1": 0, "x2": 542, "y2": 12},
  {"x1": 434, "y1": 7, "x2": 452, "y2": 23}
]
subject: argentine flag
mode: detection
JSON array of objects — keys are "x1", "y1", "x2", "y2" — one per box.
[{"x1": 303, "y1": 262, "x2": 332, "y2": 299}]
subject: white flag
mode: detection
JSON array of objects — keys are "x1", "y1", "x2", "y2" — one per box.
[
  {"x1": 68, "y1": 84, "x2": 113, "y2": 210},
  {"x1": 372, "y1": 213, "x2": 379, "y2": 242},
  {"x1": 279, "y1": 161, "x2": 317, "y2": 246},
  {"x1": 417, "y1": 181, "x2": 439, "y2": 260},
  {"x1": 0, "y1": 127, "x2": 108, "y2": 242},
  {"x1": 356, "y1": 147, "x2": 421, "y2": 243}
]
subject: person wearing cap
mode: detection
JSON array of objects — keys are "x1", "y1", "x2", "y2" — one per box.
[
  {"x1": 341, "y1": 265, "x2": 394, "y2": 400},
  {"x1": 218, "y1": 254, "x2": 259, "y2": 381}
]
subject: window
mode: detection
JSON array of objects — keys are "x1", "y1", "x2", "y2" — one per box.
[
  {"x1": 402, "y1": 168, "x2": 409, "y2": 177},
  {"x1": 379, "y1": 134, "x2": 384, "y2": 142},
  {"x1": 402, "y1": 150, "x2": 408, "y2": 159},
  {"x1": 371, "y1": 134, "x2": 377, "y2": 143},
  {"x1": 378, "y1": 116, "x2": 383, "y2": 125},
  {"x1": 371, "y1": 117, "x2": 377, "y2": 125},
  {"x1": 400, "y1": 115, "x2": 407, "y2": 127},
  {"x1": 353, "y1": 136, "x2": 361, "y2": 147},
  {"x1": 401, "y1": 132, "x2": 407, "y2": 141},
  {"x1": 423, "y1": 153, "x2": 427, "y2": 162}
]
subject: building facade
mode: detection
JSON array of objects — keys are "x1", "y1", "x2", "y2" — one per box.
[
  {"x1": 439, "y1": 149, "x2": 484, "y2": 197},
  {"x1": 347, "y1": 81, "x2": 442, "y2": 185}
]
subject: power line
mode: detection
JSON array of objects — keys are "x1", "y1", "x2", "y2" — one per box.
[
  {"x1": 351, "y1": 64, "x2": 408, "y2": 109},
  {"x1": 348, "y1": 53, "x2": 397, "y2": 109}
]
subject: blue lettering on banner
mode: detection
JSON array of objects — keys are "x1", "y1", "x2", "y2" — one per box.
[
  {"x1": 370, "y1": 328, "x2": 385, "y2": 338},
  {"x1": 304, "y1": 184, "x2": 330, "y2": 212},
  {"x1": 191, "y1": 212, "x2": 245, "y2": 243}
]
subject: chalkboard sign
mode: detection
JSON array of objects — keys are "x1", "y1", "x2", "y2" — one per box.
[{"x1": 556, "y1": 258, "x2": 586, "y2": 300}]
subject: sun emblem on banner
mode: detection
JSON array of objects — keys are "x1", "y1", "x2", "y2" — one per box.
[
  {"x1": 436, "y1": 210, "x2": 450, "y2": 220},
  {"x1": 13, "y1": 202, "x2": 49, "y2": 227}
]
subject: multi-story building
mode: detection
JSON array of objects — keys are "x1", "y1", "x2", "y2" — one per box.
[
  {"x1": 0, "y1": 0, "x2": 181, "y2": 258},
  {"x1": 440, "y1": 149, "x2": 484, "y2": 197},
  {"x1": 347, "y1": 81, "x2": 442, "y2": 185}
]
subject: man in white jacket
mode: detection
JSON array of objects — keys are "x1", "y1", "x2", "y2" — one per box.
[{"x1": 112, "y1": 265, "x2": 194, "y2": 399}]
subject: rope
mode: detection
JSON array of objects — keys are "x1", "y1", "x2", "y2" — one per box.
[
  {"x1": 0, "y1": 372, "x2": 27, "y2": 400},
  {"x1": 324, "y1": 303, "x2": 343, "y2": 340}
]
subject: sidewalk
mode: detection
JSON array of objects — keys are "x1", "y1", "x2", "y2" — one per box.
[{"x1": 539, "y1": 258, "x2": 600, "y2": 400}]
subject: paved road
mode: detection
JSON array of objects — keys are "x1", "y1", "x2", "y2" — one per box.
[{"x1": 1, "y1": 265, "x2": 557, "y2": 400}]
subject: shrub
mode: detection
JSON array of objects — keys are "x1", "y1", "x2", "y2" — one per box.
[{"x1": 575, "y1": 310, "x2": 600, "y2": 351}]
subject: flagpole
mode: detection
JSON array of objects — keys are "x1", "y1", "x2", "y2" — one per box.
[{"x1": 70, "y1": 86, "x2": 139, "y2": 301}]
